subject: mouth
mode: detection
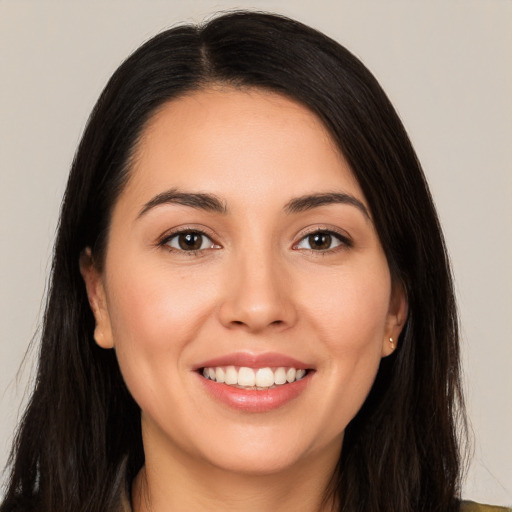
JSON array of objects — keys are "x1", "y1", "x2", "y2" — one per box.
[
  {"x1": 195, "y1": 353, "x2": 314, "y2": 412},
  {"x1": 199, "y1": 365, "x2": 310, "y2": 390}
]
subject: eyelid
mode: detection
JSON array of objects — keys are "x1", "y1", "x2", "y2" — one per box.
[
  {"x1": 157, "y1": 225, "x2": 221, "y2": 251},
  {"x1": 292, "y1": 226, "x2": 353, "y2": 251}
]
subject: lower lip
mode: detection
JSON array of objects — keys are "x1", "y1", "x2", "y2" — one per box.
[{"x1": 198, "y1": 372, "x2": 312, "y2": 412}]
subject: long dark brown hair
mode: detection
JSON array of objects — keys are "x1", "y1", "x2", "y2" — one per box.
[{"x1": 2, "y1": 11, "x2": 466, "y2": 512}]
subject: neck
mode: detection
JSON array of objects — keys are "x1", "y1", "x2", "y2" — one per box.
[{"x1": 132, "y1": 423, "x2": 340, "y2": 512}]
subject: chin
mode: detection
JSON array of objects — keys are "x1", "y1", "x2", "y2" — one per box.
[
  {"x1": 194, "y1": 425, "x2": 332, "y2": 477},
  {"x1": 204, "y1": 446, "x2": 309, "y2": 476}
]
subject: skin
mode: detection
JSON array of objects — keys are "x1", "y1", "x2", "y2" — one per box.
[{"x1": 81, "y1": 87, "x2": 407, "y2": 512}]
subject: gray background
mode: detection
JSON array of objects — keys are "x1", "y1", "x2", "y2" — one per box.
[{"x1": 1, "y1": 0, "x2": 511, "y2": 505}]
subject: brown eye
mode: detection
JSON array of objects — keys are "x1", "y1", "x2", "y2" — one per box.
[
  {"x1": 308, "y1": 233, "x2": 332, "y2": 250},
  {"x1": 165, "y1": 231, "x2": 215, "y2": 251},
  {"x1": 295, "y1": 231, "x2": 345, "y2": 251},
  {"x1": 179, "y1": 233, "x2": 203, "y2": 250}
]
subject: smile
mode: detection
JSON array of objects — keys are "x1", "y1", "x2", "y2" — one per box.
[
  {"x1": 195, "y1": 352, "x2": 314, "y2": 412},
  {"x1": 201, "y1": 366, "x2": 308, "y2": 389}
]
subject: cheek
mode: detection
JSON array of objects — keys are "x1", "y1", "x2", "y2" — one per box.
[
  {"x1": 104, "y1": 262, "x2": 218, "y2": 397},
  {"x1": 301, "y1": 262, "x2": 391, "y2": 432},
  {"x1": 305, "y1": 262, "x2": 391, "y2": 351},
  {"x1": 107, "y1": 261, "x2": 215, "y2": 344}
]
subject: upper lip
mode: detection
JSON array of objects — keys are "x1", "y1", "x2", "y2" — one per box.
[{"x1": 194, "y1": 351, "x2": 312, "y2": 370}]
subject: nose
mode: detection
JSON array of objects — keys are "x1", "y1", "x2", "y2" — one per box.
[{"x1": 218, "y1": 250, "x2": 297, "y2": 333}]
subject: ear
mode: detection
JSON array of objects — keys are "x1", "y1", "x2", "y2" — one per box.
[
  {"x1": 79, "y1": 248, "x2": 114, "y2": 349},
  {"x1": 381, "y1": 281, "x2": 408, "y2": 357}
]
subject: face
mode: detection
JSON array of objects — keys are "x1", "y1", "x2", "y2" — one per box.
[{"x1": 82, "y1": 87, "x2": 406, "y2": 477}]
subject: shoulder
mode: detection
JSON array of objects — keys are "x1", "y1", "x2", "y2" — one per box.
[{"x1": 460, "y1": 501, "x2": 512, "y2": 512}]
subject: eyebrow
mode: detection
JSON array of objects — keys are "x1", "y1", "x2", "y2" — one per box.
[
  {"x1": 137, "y1": 188, "x2": 227, "y2": 218},
  {"x1": 137, "y1": 188, "x2": 369, "y2": 220},
  {"x1": 284, "y1": 192, "x2": 370, "y2": 219}
]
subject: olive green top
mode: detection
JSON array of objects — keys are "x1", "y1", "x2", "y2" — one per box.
[
  {"x1": 460, "y1": 502, "x2": 512, "y2": 512},
  {"x1": 118, "y1": 493, "x2": 511, "y2": 511}
]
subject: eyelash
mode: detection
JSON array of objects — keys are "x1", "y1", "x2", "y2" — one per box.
[
  {"x1": 158, "y1": 228, "x2": 352, "y2": 256},
  {"x1": 293, "y1": 229, "x2": 352, "y2": 254},
  {"x1": 159, "y1": 228, "x2": 219, "y2": 256}
]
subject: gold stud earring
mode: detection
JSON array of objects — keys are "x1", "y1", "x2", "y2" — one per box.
[{"x1": 389, "y1": 337, "x2": 395, "y2": 349}]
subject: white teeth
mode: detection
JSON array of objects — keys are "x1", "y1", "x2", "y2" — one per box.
[
  {"x1": 296, "y1": 369, "x2": 306, "y2": 380},
  {"x1": 238, "y1": 367, "x2": 255, "y2": 387},
  {"x1": 255, "y1": 367, "x2": 274, "y2": 387},
  {"x1": 274, "y1": 367, "x2": 287, "y2": 385},
  {"x1": 215, "y1": 366, "x2": 225, "y2": 383},
  {"x1": 225, "y1": 366, "x2": 238, "y2": 385},
  {"x1": 201, "y1": 365, "x2": 309, "y2": 388}
]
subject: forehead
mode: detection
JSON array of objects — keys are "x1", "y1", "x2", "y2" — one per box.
[{"x1": 123, "y1": 86, "x2": 364, "y2": 209}]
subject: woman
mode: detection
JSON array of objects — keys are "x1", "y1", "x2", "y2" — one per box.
[{"x1": 2, "y1": 11, "x2": 507, "y2": 512}]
